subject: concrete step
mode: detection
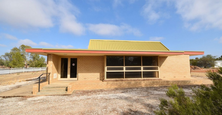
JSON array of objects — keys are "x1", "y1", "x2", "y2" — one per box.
[
  {"x1": 37, "y1": 83, "x2": 69, "y2": 95},
  {"x1": 37, "y1": 91, "x2": 67, "y2": 95},
  {"x1": 48, "y1": 83, "x2": 70, "y2": 85},
  {"x1": 42, "y1": 85, "x2": 67, "y2": 89},
  {"x1": 37, "y1": 89, "x2": 67, "y2": 95},
  {"x1": 40, "y1": 88, "x2": 67, "y2": 91},
  {"x1": 39, "y1": 89, "x2": 67, "y2": 93}
]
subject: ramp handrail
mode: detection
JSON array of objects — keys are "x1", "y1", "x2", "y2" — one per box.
[{"x1": 38, "y1": 73, "x2": 50, "y2": 92}]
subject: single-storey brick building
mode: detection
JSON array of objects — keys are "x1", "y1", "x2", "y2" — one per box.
[{"x1": 26, "y1": 39, "x2": 204, "y2": 95}]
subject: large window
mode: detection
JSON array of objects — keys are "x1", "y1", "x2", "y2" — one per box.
[
  {"x1": 125, "y1": 56, "x2": 141, "y2": 66},
  {"x1": 142, "y1": 56, "x2": 158, "y2": 66},
  {"x1": 106, "y1": 56, "x2": 123, "y2": 66},
  {"x1": 105, "y1": 56, "x2": 159, "y2": 79}
]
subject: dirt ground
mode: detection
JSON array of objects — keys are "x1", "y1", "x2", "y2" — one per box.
[
  {"x1": 0, "y1": 71, "x2": 45, "y2": 85},
  {"x1": 191, "y1": 72, "x2": 207, "y2": 77},
  {"x1": 0, "y1": 72, "x2": 212, "y2": 115},
  {"x1": 0, "y1": 86, "x2": 196, "y2": 115}
]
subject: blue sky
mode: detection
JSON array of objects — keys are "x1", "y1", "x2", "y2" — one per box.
[{"x1": 0, "y1": 0, "x2": 222, "y2": 59}]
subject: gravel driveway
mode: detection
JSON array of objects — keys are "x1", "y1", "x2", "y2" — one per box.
[{"x1": 0, "y1": 86, "x2": 194, "y2": 115}]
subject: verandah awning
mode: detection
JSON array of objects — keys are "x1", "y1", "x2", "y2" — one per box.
[{"x1": 26, "y1": 48, "x2": 204, "y2": 56}]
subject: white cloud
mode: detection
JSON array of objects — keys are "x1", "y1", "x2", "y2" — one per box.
[
  {"x1": 142, "y1": 0, "x2": 222, "y2": 30},
  {"x1": 141, "y1": 0, "x2": 166, "y2": 23},
  {"x1": 18, "y1": 39, "x2": 37, "y2": 46},
  {"x1": 0, "y1": 44, "x2": 6, "y2": 47},
  {"x1": 174, "y1": 0, "x2": 222, "y2": 30},
  {"x1": 87, "y1": 23, "x2": 142, "y2": 36},
  {"x1": 55, "y1": 45, "x2": 73, "y2": 49},
  {"x1": 0, "y1": 0, "x2": 84, "y2": 35},
  {"x1": 0, "y1": 0, "x2": 54, "y2": 28},
  {"x1": 60, "y1": 15, "x2": 85, "y2": 35},
  {"x1": 149, "y1": 37, "x2": 164, "y2": 41},
  {"x1": 39, "y1": 42, "x2": 54, "y2": 47},
  {"x1": 88, "y1": 23, "x2": 122, "y2": 36},
  {"x1": 1, "y1": 33, "x2": 18, "y2": 40},
  {"x1": 18, "y1": 39, "x2": 73, "y2": 48}
]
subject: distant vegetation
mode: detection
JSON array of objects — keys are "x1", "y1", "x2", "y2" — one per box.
[
  {"x1": 155, "y1": 67, "x2": 222, "y2": 115},
  {"x1": 190, "y1": 55, "x2": 222, "y2": 68},
  {"x1": 0, "y1": 45, "x2": 46, "y2": 68}
]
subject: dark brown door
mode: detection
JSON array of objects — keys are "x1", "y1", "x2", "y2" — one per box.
[
  {"x1": 70, "y1": 58, "x2": 77, "y2": 78},
  {"x1": 61, "y1": 58, "x2": 68, "y2": 78}
]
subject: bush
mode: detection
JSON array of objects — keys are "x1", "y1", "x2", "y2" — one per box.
[{"x1": 155, "y1": 67, "x2": 222, "y2": 115}]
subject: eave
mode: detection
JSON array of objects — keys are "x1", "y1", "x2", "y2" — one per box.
[{"x1": 26, "y1": 48, "x2": 204, "y2": 56}]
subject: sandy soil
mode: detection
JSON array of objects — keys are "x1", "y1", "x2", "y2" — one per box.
[
  {"x1": 190, "y1": 72, "x2": 213, "y2": 84},
  {"x1": 0, "y1": 72, "x2": 212, "y2": 115},
  {"x1": 0, "y1": 86, "x2": 195, "y2": 115},
  {"x1": 0, "y1": 81, "x2": 35, "y2": 93},
  {"x1": 0, "y1": 71, "x2": 45, "y2": 85},
  {"x1": 191, "y1": 72, "x2": 207, "y2": 77}
]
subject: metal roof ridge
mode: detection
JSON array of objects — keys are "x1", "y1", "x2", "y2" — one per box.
[{"x1": 89, "y1": 39, "x2": 162, "y2": 42}]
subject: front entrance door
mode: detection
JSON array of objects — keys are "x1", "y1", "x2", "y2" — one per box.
[
  {"x1": 60, "y1": 58, "x2": 77, "y2": 79},
  {"x1": 70, "y1": 58, "x2": 77, "y2": 78}
]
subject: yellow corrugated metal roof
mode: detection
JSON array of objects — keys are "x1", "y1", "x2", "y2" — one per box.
[{"x1": 88, "y1": 39, "x2": 169, "y2": 51}]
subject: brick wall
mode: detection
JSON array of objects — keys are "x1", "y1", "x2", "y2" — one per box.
[
  {"x1": 67, "y1": 79, "x2": 203, "y2": 93},
  {"x1": 47, "y1": 55, "x2": 190, "y2": 81},
  {"x1": 47, "y1": 54, "x2": 60, "y2": 83},
  {"x1": 51, "y1": 54, "x2": 59, "y2": 82},
  {"x1": 77, "y1": 56, "x2": 104, "y2": 81},
  {"x1": 159, "y1": 55, "x2": 191, "y2": 79}
]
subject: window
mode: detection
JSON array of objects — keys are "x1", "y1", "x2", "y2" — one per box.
[
  {"x1": 143, "y1": 71, "x2": 158, "y2": 78},
  {"x1": 142, "y1": 56, "x2": 158, "y2": 66},
  {"x1": 106, "y1": 56, "x2": 123, "y2": 66},
  {"x1": 107, "y1": 72, "x2": 124, "y2": 79},
  {"x1": 125, "y1": 56, "x2": 141, "y2": 66},
  {"x1": 125, "y1": 72, "x2": 141, "y2": 78},
  {"x1": 105, "y1": 56, "x2": 159, "y2": 79}
]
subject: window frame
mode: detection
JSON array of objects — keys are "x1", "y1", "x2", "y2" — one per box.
[{"x1": 105, "y1": 56, "x2": 160, "y2": 80}]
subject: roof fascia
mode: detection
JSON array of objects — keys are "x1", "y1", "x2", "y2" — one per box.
[{"x1": 26, "y1": 49, "x2": 204, "y2": 56}]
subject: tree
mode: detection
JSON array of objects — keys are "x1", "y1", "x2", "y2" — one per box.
[
  {"x1": 29, "y1": 53, "x2": 46, "y2": 67},
  {"x1": 216, "y1": 55, "x2": 222, "y2": 60},
  {"x1": 10, "y1": 47, "x2": 20, "y2": 53},
  {"x1": 9, "y1": 51, "x2": 24, "y2": 68},
  {"x1": 1, "y1": 44, "x2": 46, "y2": 68},
  {"x1": 190, "y1": 55, "x2": 216, "y2": 68},
  {"x1": 1, "y1": 52, "x2": 12, "y2": 67},
  {"x1": 197, "y1": 55, "x2": 216, "y2": 68},
  {"x1": 0, "y1": 57, "x2": 4, "y2": 66},
  {"x1": 190, "y1": 58, "x2": 198, "y2": 66},
  {"x1": 19, "y1": 45, "x2": 32, "y2": 64},
  {"x1": 155, "y1": 67, "x2": 222, "y2": 115}
]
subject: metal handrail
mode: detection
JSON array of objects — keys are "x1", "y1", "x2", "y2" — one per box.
[{"x1": 38, "y1": 73, "x2": 50, "y2": 92}]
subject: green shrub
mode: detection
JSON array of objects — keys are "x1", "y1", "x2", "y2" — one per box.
[{"x1": 155, "y1": 67, "x2": 222, "y2": 115}]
